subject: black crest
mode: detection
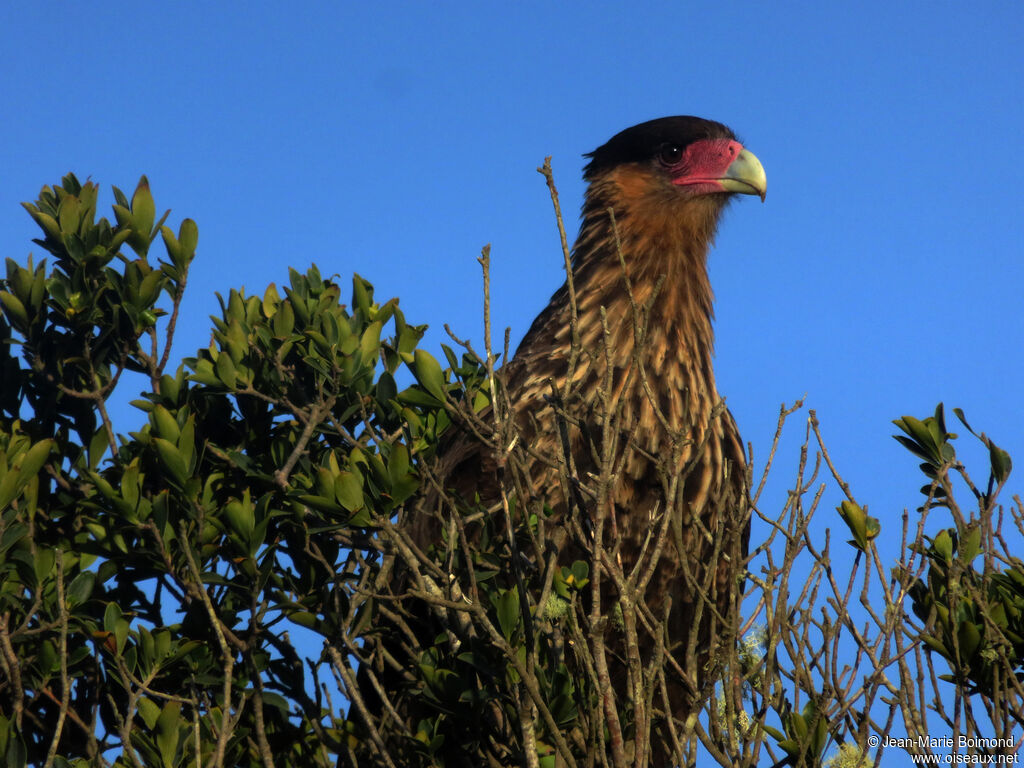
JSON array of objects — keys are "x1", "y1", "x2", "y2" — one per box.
[{"x1": 583, "y1": 116, "x2": 736, "y2": 180}]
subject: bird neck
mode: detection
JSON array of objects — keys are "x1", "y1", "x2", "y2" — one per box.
[{"x1": 568, "y1": 176, "x2": 726, "y2": 395}]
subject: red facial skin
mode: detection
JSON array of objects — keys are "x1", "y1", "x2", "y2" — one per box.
[{"x1": 667, "y1": 138, "x2": 745, "y2": 194}]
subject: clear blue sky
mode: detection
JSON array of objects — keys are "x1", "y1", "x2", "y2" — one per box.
[{"x1": 3, "y1": 0, "x2": 1022, "y2": 756}]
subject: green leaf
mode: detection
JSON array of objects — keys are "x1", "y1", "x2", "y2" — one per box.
[
  {"x1": 138, "y1": 268, "x2": 164, "y2": 307},
  {"x1": 961, "y1": 525, "x2": 982, "y2": 563},
  {"x1": 387, "y1": 443, "x2": 411, "y2": 486},
  {"x1": 953, "y1": 407, "x2": 975, "y2": 435},
  {"x1": 114, "y1": 617, "x2": 130, "y2": 654},
  {"x1": 933, "y1": 529, "x2": 954, "y2": 564},
  {"x1": 6, "y1": 732, "x2": 26, "y2": 768},
  {"x1": 153, "y1": 630, "x2": 171, "y2": 661},
  {"x1": 376, "y1": 371, "x2": 398, "y2": 403},
  {"x1": 152, "y1": 405, "x2": 180, "y2": 443},
  {"x1": 352, "y1": 273, "x2": 372, "y2": 315},
  {"x1": 296, "y1": 494, "x2": 342, "y2": 514},
  {"x1": 87, "y1": 425, "x2": 111, "y2": 471},
  {"x1": 412, "y1": 349, "x2": 446, "y2": 402},
  {"x1": 0, "y1": 473, "x2": 20, "y2": 513},
  {"x1": 152, "y1": 437, "x2": 188, "y2": 486},
  {"x1": 177, "y1": 218, "x2": 198, "y2": 260},
  {"x1": 214, "y1": 352, "x2": 237, "y2": 389},
  {"x1": 160, "y1": 225, "x2": 182, "y2": 263},
  {"x1": 131, "y1": 176, "x2": 156, "y2": 239},
  {"x1": 224, "y1": 494, "x2": 255, "y2": 542},
  {"x1": 837, "y1": 500, "x2": 868, "y2": 551},
  {"x1": 788, "y1": 709, "x2": 808, "y2": 742},
  {"x1": 0, "y1": 523, "x2": 29, "y2": 555},
  {"x1": 262, "y1": 283, "x2": 281, "y2": 317},
  {"x1": 0, "y1": 291, "x2": 29, "y2": 330},
  {"x1": 989, "y1": 443, "x2": 1012, "y2": 484},
  {"x1": 22, "y1": 203, "x2": 62, "y2": 240},
  {"x1": 335, "y1": 471, "x2": 364, "y2": 512},
  {"x1": 921, "y1": 632, "x2": 949, "y2": 657},
  {"x1": 0, "y1": 439, "x2": 53, "y2": 509},
  {"x1": 138, "y1": 697, "x2": 161, "y2": 729},
  {"x1": 957, "y1": 620, "x2": 981, "y2": 662},
  {"x1": 159, "y1": 372, "x2": 182, "y2": 403},
  {"x1": 66, "y1": 571, "x2": 96, "y2": 607},
  {"x1": 155, "y1": 701, "x2": 183, "y2": 768},
  {"x1": 496, "y1": 588, "x2": 520, "y2": 641},
  {"x1": 290, "y1": 611, "x2": 320, "y2": 631},
  {"x1": 864, "y1": 515, "x2": 881, "y2": 542},
  {"x1": 398, "y1": 386, "x2": 445, "y2": 408},
  {"x1": 177, "y1": 414, "x2": 195, "y2": 468},
  {"x1": 359, "y1": 320, "x2": 383, "y2": 366},
  {"x1": 109, "y1": 226, "x2": 132, "y2": 253},
  {"x1": 225, "y1": 318, "x2": 248, "y2": 362},
  {"x1": 112, "y1": 203, "x2": 132, "y2": 231},
  {"x1": 15, "y1": 438, "x2": 52, "y2": 485},
  {"x1": 57, "y1": 194, "x2": 81, "y2": 235},
  {"x1": 274, "y1": 300, "x2": 295, "y2": 337}
]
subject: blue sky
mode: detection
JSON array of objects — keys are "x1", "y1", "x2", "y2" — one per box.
[{"x1": 3, "y1": 0, "x2": 1022, "y2": 756}]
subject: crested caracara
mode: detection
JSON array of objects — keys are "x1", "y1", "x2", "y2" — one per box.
[{"x1": 374, "y1": 116, "x2": 765, "y2": 767}]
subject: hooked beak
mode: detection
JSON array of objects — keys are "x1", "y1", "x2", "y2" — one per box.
[{"x1": 718, "y1": 148, "x2": 767, "y2": 201}]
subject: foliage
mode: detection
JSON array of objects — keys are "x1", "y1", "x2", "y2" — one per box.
[
  {"x1": 0, "y1": 174, "x2": 1021, "y2": 767},
  {"x1": 0, "y1": 173, "x2": 475, "y2": 766},
  {"x1": 896, "y1": 406, "x2": 1024, "y2": 717}
]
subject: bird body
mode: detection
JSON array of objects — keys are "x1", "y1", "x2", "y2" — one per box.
[
  {"x1": 498, "y1": 119, "x2": 760, "y2": 730},
  {"x1": 365, "y1": 116, "x2": 765, "y2": 767}
]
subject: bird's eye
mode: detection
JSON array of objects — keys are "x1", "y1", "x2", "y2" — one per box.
[{"x1": 658, "y1": 144, "x2": 683, "y2": 165}]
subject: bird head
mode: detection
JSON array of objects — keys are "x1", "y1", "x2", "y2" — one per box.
[{"x1": 583, "y1": 116, "x2": 766, "y2": 203}]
